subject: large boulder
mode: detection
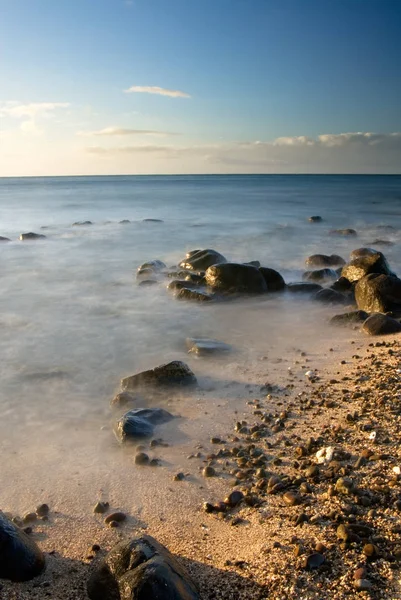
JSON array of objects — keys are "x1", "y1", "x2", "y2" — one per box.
[
  {"x1": 303, "y1": 268, "x2": 337, "y2": 283},
  {"x1": 19, "y1": 232, "x2": 46, "y2": 241},
  {"x1": 0, "y1": 512, "x2": 45, "y2": 582},
  {"x1": 205, "y1": 263, "x2": 267, "y2": 294},
  {"x1": 179, "y1": 249, "x2": 226, "y2": 272},
  {"x1": 342, "y1": 249, "x2": 393, "y2": 283},
  {"x1": 87, "y1": 535, "x2": 199, "y2": 600},
  {"x1": 362, "y1": 313, "x2": 401, "y2": 336},
  {"x1": 305, "y1": 254, "x2": 345, "y2": 268},
  {"x1": 121, "y1": 361, "x2": 197, "y2": 391},
  {"x1": 355, "y1": 274, "x2": 401, "y2": 313},
  {"x1": 259, "y1": 267, "x2": 286, "y2": 291},
  {"x1": 115, "y1": 408, "x2": 174, "y2": 442}
]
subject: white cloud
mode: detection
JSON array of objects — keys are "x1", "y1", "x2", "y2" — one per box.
[
  {"x1": 0, "y1": 102, "x2": 70, "y2": 119},
  {"x1": 77, "y1": 127, "x2": 178, "y2": 137},
  {"x1": 124, "y1": 86, "x2": 191, "y2": 98}
]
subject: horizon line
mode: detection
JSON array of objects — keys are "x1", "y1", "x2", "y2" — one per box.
[{"x1": 1, "y1": 172, "x2": 401, "y2": 179}]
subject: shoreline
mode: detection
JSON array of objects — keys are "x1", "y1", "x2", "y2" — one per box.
[{"x1": 2, "y1": 332, "x2": 401, "y2": 599}]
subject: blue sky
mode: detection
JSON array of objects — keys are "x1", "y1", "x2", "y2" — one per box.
[{"x1": 1, "y1": 0, "x2": 400, "y2": 175}]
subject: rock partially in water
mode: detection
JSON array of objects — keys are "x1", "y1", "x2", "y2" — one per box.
[
  {"x1": 19, "y1": 232, "x2": 46, "y2": 241},
  {"x1": 330, "y1": 277, "x2": 353, "y2": 293},
  {"x1": 186, "y1": 338, "x2": 231, "y2": 356},
  {"x1": 72, "y1": 221, "x2": 93, "y2": 226},
  {"x1": 167, "y1": 280, "x2": 195, "y2": 292},
  {"x1": 0, "y1": 512, "x2": 45, "y2": 582},
  {"x1": 287, "y1": 282, "x2": 323, "y2": 294},
  {"x1": 115, "y1": 408, "x2": 174, "y2": 442},
  {"x1": 305, "y1": 254, "x2": 346, "y2": 268},
  {"x1": 142, "y1": 219, "x2": 164, "y2": 223},
  {"x1": 330, "y1": 310, "x2": 369, "y2": 326},
  {"x1": 308, "y1": 216, "x2": 323, "y2": 222},
  {"x1": 137, "y1": 260, "x2": 166, "y2": 273},
  {"x1": 362, "y1": 313, "x2": 401, "y2": 336},
  {"x1": 110, "y1": 391, "x2": 140, "y2": 409},
  {"x1": 303, "y1": 268, "x2": 338, "y2": 283},
  {"x1": 355, "y1": 273, "x2": 401, "y2": 313},
  {"x1": 342, "y1": 249, "x2": 394, "y2": 282},
  {"x1": 121, "y1": 361, "x2": 197, "y2": 390},
  {"x1": 314, "y1": 289, "x2": 349, "y2": 304},
  {"x1": 205, "y1": 263, "x2": 267, "y2": 294},
  {"x1": 176, "y1": 288, "x2": 214, "y2": 302},
  {"x1": 179, "y1": 249, "x2": 227, "y2": 272},
  {"x1": 0, "y1": 236, "x2": 11, "y2": 242},
  {"x1": 87, "y1": 535, "x2": 199, "y2": 600},
  {"x1": 259, "y1": 267, "x2": 286, "y2": 291},
  {"x1": 371, "y1": 239, "x2": 394, "y2": 246},
  {"x1": 330, "y1": 228, "x2": 357, "y2": 236}
]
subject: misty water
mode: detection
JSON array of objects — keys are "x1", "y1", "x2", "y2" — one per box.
[{"x1": 1, "y1": 174, "x2": 401, "y2": 512}]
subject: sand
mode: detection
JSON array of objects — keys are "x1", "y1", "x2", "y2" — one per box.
[{"x1": 1, "y1": 332, "x2": 401, "y2": 599}]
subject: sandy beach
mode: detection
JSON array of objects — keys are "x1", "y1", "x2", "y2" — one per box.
[{"x1": 2, "y1": 329, "x2": 401, "y2": 600}]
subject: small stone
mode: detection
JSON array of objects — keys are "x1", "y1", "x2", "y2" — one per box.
[
  {"x1": 203, "y1": 466, "x2": 216, "y2": 478},
  {"x1": 36, "y1": 504, "x2": 49, "y2": 517},
  {"x1": 335, "y1": 477, "x2": 354, "y2": 495},
  {"x1": 93, "y1": 502, "x2": 109, "y2": 514},
  {"x1": 104, "y1": 512, "x2": 126, "y2": 524},
  {"x1": 203, "y1": 502, "x2": 214, "y2": 513},
  {"x1": 283, "y1": 492, "x2": 301, "y2": 506},
  {"x1": 23, "y1": 527, "x2": 33, "y2": 535},
  {"x1": 108, "y1": 521, "x2": 119, "y2": 528},
  {"x1": 91, "y1": 544, "x2": 101, "y2": 552},
  {"x1": 224, "y1": 491, "x2": 244, "y2": 507},
  {"x1": 174, "y1": 473, "x2": 185, "y2": 481},
  {"x1": 354, "y1": 579, "x2": 373, "y2": 591},
  {"x1": 302, "y1": 553, "x2": 325, "y2": 570},
  {"x1": 135, "y1": 452, "x2": 150, "y2": 465},
  {"x1": 23, "y1": 513, "x2": 37, "y2": 525},
  {"x1": 149, "y1": 458, "x2": 160, "y2": 467},
  {"x1": 363, "y1": 543, "x2": 378, "y2": 558},
  {"x1": 354, "y1": 567, "x2": 367, "y2": 580}
]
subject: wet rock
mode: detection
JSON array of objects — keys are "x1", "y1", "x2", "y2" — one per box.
[
  {"x1": 309, "y1": 216, "x2": 322, "y2": 223},
  {"x1": 19, "y1": 232, "x2": 46, "y2": 241},
  {"x1": 0, "y1": 236, "x2": 11, "y2": 242},
  {"x1": 362, "y1": 313, "x2": 401, "y2": 335},
  {"x1": 259, "y1": 267, "x2": 286, "y2": 291},
  {"x1": 303, "y1": 268, "x2": 337, "y2": 283},
  {"x1": 167, "y1": 280, "x2": 195, "y2": 292},
  {"x1": 23, "y1": 513, "x2": 37, "y2": 525},
  {"x1": 287, "y1": 283, "x2": 323, "y2": 294},
  {"x1": 87, "y1": 534, "x2": 199, "y2": 600},
  {"x1": 137, "y1": 260, "x2": 166, "y2": 274},
  {"x1": 176, "y1": 288, "x2": 214, "y2": 302},
  {"x1": 330, "y1": 228, "x2": 357, "y2": 236},
  {"x1": 121, "y1": 361, "x2": 197, "y2": 390},
  {"x1": 372, "y1": 239, "x2": 394, "y2": 246},
  {"x1": 179, "y1": 249, "x2": 227, "y2": 272},
  {"x1": 205, "y1": 263, "x2": 267, "y2": 294},
  {"x1": 355, "y1": 273, "x2": 401, "y2": 313},
  {"x1": 115, "y1": 408, "x2": 174, "y2": 443},
  {"x1": 302, "y1": 553, "x2": 325, "y2": 570},
  {"x1": 72, "y1": 221, "x2": 93, "y2": 226},
  {"x1": 305, "y1": 254, "x2": 346, "y2": 268},
  {"x1": 314, "y1": 289, "x2": 349, "y2": 304},
  {"x1": 330, "y1": 310, "x2": 369, "y2": 326},
  {"x1": 186, "y1": 338, "x2": 231, "y2": 356},
  {"x1": 342, "y1": 249, "x2": 393, "y2": 283},
  {"x1": 330, "y1": 277, "x2": 353, "y2": 293},
  {"x1": 104, "y1": 512, "x2": 126, "y2": 524},
  {"x1": 0, "y1": 511, "x2": 45, "y2": 582}
]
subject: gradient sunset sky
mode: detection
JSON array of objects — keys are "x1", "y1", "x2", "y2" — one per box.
[{"x1": 1, "y1": 0, "x2": 400, "y2": 175}]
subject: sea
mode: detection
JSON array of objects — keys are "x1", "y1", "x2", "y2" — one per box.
[{"x1": 0, "y1": 174, "x2": 401, "y2": 512}]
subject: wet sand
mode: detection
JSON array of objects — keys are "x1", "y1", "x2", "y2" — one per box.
[{"x1": 2, "y1": 332, "x2": 401, "y2": 599}]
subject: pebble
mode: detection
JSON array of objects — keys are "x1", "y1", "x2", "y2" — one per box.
[
  {"x1": 174, "y1": 472, "x2": 185, "y2": 481},
  {"x1": 36, "y1": 504, "x2": 49, "y2": 517},
  {"x1": 104, "y1": 512, "x2": 127, "y2": 524},
  {"x1": 283, "y1": 492, "x2": 301, "y2": 506},
  {"x1": 302, "y1": 553, "x2": 325, "y2": 570},
  {"x1": 203, "y1": 466, "x2": 216, "y2": 478},
  {"x1": 224, "y1": 491, "x2": 244, "y2": 507},
  {"x1": 135, "y1": 452, "x2": 150, "y2": 465},
  {"x1": 93, "y1": 502, "x2": 109, "y2": 514},
  {"x1": 23, "y1": 512, "x2": 37, "y2": 524}
]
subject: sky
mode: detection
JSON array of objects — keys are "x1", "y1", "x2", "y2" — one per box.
[{"x1": 0, "y1": 0, "x2": 401, "y2": 176}]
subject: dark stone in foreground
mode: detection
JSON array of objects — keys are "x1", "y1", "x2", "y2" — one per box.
[
  {"x1": 19, "y1": 232, "x2": 46, "y2": 241},
  {"x1": 330, "y1": 310, "x2": 369, "y2": 326},
  {"x1": 179, "y1": 249, "x2": 227, "y2": 272},
  {"x1": 305, "y1": 254, "x2": 345, "y2": 268},
  {"x1": 355, "y1": 273, "x2": 401, "y2": 313},
  {"x1": 287, "y1": 283, "x2": 323, "y2": 294},
  {"x1": 186, "y1": 338, "x2": 231, "y2": 356},
  {"x1": 87, "y1": 535, "x2": 200, "y2": 600},
  {"x1": 205, "y1": 263, "x2": 267, "y2": 294},
  {"x1": 342, "y1": 249, "x2": 393, "y2": 283},
  {"x1": 259, "y1": 267, "x2": 286, "y2": 291},
  {"x1": 115, "y1": 408, "x2": 174, "y2": 442},
  {"x1": 0, "y1": 512, "x2": 45, "y2": 582},
  {"x1": 121, "y1": 361, "x2": 197, "y2": 390},
  {"x1": 362, "y1": 313, "x2": 401, "y2": 336}
]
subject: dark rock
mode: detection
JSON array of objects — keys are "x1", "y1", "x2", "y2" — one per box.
[
  {"x1": 184, "y1": 273, "x2": 205, "y2": 284},
  {"x1": 224, "y1": 491, "x2": 244, "y2": 507},
  {"x1": 203, "y1": 466, "x2": 216, "y2": 478},
  {"x1": 185, "y1": 338, "x2": 231, "y2": 356},
  {"x1": 342, "y1": 249, "x2": 393, "y2": 283},
  {"x1": 175, "y1": 288, "x2": 214, "y2": 302},
  {"x1": 283, "y1": 492, "x2": 301, "y2": 506},
  {"x1": 362, "y1": 313, "x2": 401, "y2": 336},
  {"x1": 36, "y1": 504, "x2": 49, "y2": 517},
  {"x1": 0, "y1": 511, "x2": 45, "y2": 582},
  {"x1": 87, "y1": 535, "x2": 199, "y2": 600},
  {"x1": 142, "y1": 219, "x2": 164, "y2": 223},
  {"x1": 309, "y1": 216, "x2": 323, "y2": 222},
  {"x1": 245, "y1": 261, "x2": 261, "y2": 268},
  {"x1": 72, "y1": 221, "x2": 93, "y2": 226},
  {"x1": 330, "y1": 310, "x2": 369, "y2": 326},
  {"x1": 305, "y1": 254, "x2": 346, "y2": 268},
  {"x1": 314, "y1": 289, "x2": 349, "y2": 304},
  {"x1": 0, "y1": 236, "x2": 11, "y2": 242},
  {"x1": 303, "y1": 553, "x2": 325, "y2": 570},
  {"x1": 137, "y1": 260, "x2": 166, "y2": 274},
  {"x1": 138, "y1": 280, "x2": 158, "y2": 286},
  {"x1": 104, "y1": 512, "x2": 127, "y2": 524},
  {"x1": 259, "y1": 267, "x2": 286, "y2": 291},
  {"x1": 179, "y1": 249, "x2": 227, "y2": 272},
  {"x1": 355, "y1": 273, "x2": 401, "y2": 313},
  {"x1": 330, "y1": 277, "x2": 353, "y2": 293},
  {"x1": 19, "y1": 232, "x2": 46, "y2": 241},
  {"x1": 205, "y1": 263, "x2": 267, "y2": 294},
  {"x1": 135, "y1": 452, "x2": 150, "y2": 465},
  {"x1": 94, "y1": 502, "x2": 109, "y2": 514},
  {"x1": 121, "y1": 361, "x2": 197, "y2": 390},
  {"x1": 330, "y1": 228, "x2": 357, "y2": 236},
  {"x1": 167, "y1": 280, "x2": 195, "y2": 292},
  {"x1": 115, "y1": 408, "x2": 174, "y2": 443},
  {"x1": 287, "y1": 283, "x2": 323, "y2": 294},
  {"x1": 372, "y1": 239, "x2": 394, "y2": 246},
  {"x1": 119, "y1": 220, "x2": 130, "y2": 224},
  {"x1": 110, "y1": 391, "x2": 139, "y2": 409},
  {"x1": 303, "y1": 268, "x2": 337, "y2": 283}
]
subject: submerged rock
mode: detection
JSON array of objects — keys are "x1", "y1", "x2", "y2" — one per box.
[
  {"x1": 19, "y1": 232, "x2": 46, "y2": 241},
  {"x1": 259, "y1": 267, "x2": 286, "y2": 291},
  {"x1": 0, "y1": 236, "x2": 11, "y2": 242},
  {"x1": 355, "y1": 273, "x2": 401, "y2": 313},
  {"x1": 205, "y1": 263, "x2": 267, "y2": 294},
  {"x1": 121, "y1": 361, "x2": 197, "y2": 390},
  {"x1": 186, "y1": 338, "x2": 231, "y2": 356},
  {"x1": 314, "y1": 288, "x2": 349, "y2": 304},
  {"x1": 0, "y1": 512, "x2": 45, "y2": 582},
  {"x1": 330, "y1": 228, "x2": 357, "y2": 236},
  {"x1": 179, "y1": 249, "x2": 227, "y2": 272},
  {"x1": 110, "y1": 391, "x2": 140, "y2": 409},
  {"x1": 303, "y1": 268, "x2": 337, "y2": 283},
  {"x1": 87, "y1": 535, "x2": 200, "y2": 600},
  {"x1": 176, "y1": 288, "x2": 214, "y2": 302},
  {"x1": 308, "y1": 216, "x2": 323, "y2": 222},
  {"x1": 72, "y1": 221, "x2": 93, "y2": 226},
  {"x1": 287, "y1": 283, "x2": 323, "y2": 294},
  {"x1": 305, "y1": 254, "x2": 346, "y2": 268},
  {"x1": 362, "y1": 313, "x2": 401, "y2": 336},
  {"x1": 115, "y1": 408, "x2": 174, "y2": 442},
  {"x1": 137, "y1": 260, "x2": 166, "y2": 273},
  {"x1": 342, "y1": 249, "x2": 393, "y2": 282},
  {"x1": 142, "y1": 218, "x2": 164, "y2": 223},
  {"x1": 330, "y1": 310, "x2": 369, "y2": 326}
]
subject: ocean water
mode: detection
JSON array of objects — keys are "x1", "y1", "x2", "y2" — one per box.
[{"x1": 0, "y1": 174, "x2": 401, "y2": 510}]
